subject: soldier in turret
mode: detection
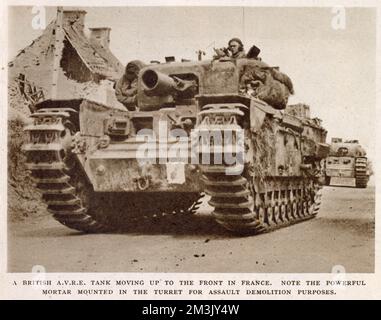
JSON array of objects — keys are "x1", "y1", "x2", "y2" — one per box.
[
  {"x1": 213, "y1": 37, "x2": 246, "y2": 60},
  {"x1": 115, "y1": 60, "x2": 146, "y2": 111},
  {"x1": 227, "y1": 37, "x2": 246, "y2": 59}
]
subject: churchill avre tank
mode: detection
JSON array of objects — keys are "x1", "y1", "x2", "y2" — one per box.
[
  {"x1": 324, "y1": 138, "x2": 369, "y2": 188},
  {"x1": 24, "y1": 55, "x2": 329, "y2": 234}
]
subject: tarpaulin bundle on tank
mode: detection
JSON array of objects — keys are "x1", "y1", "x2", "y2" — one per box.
[{"x1": 239, "y1": 60, "x2": 294, "y2": 110}]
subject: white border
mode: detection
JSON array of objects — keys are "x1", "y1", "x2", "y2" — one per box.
[{"x1": 1, "y1": 0, "x2": 380, "y2": 300}]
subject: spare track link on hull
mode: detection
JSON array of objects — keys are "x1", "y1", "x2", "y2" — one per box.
[
  {"x1": 24, "y1": 108, "x2": 110, "y2": 233},
  {"x1": 354, "y1": 157, "x2": 368, "y2": 188},
  {"x1": 198, "y1": 106, "x2": 322, "y2": 235}
]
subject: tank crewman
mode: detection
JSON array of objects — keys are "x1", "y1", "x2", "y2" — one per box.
[
  {"x1": 115, "y1": 60, "x2": 146, "y2": 111},
  {"x1": 213, "y1": 37, "x2": 247, "y2": 60},
  {"x1": 227, "y1": 37, "x2": 246, "y2": 59}
]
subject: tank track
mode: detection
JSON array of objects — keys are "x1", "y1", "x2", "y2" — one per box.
[
  {"x1": 24, "y1": 108, "x2": 111, "y2": 233},
  {"x1": 197, "y1": 105, "x2": 322, "y2": 235},
  {"x1": 201, "y1": 166, "x2": 322, "y2": 234},
  {"x1": 354, "y1": 157, "x2": 368, "y2": 188}
]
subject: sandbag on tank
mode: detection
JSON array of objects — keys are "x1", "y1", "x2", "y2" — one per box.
[{"x1": 239, "y1": 60, "x2": 294, "y2": 110}]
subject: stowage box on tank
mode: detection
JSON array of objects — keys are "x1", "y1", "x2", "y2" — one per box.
[{"x1": 24, "y1": 56, "x2": 329, "y2": 234}]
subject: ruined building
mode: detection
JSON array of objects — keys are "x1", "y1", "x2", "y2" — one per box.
[{"x1": 8, "y1": 9, "x2": 125, "y2": 114}]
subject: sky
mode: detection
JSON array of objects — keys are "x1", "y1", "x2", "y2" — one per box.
[{"x1": 8, "y1": 6, "x2": 377, "y2": 160}]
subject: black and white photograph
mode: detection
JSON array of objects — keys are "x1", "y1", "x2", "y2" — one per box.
[{"x1": 1, "y1": 0, "x2": 380, "y2": 300}]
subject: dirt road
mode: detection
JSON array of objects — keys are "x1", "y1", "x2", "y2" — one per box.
[{"x1": 8, "y1": 185, "x2": 375, "y2": 273}]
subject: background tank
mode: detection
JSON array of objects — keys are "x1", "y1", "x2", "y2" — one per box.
[
  {"x1": 324, "y1": 138, "x2": 369, "y2": 188},
  {"x1": 23, "y1": 56, "x2": 329, "y2": 235}
]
